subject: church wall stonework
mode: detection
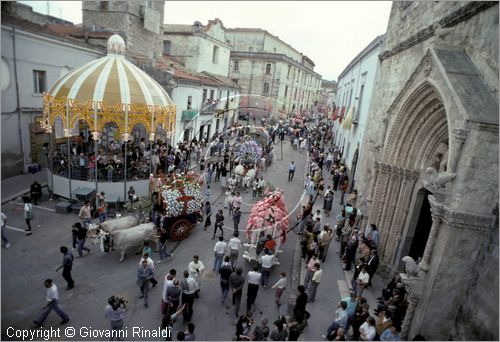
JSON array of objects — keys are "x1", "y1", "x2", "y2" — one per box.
[{"x1": 356, "y1": 2, "x2": 498, "y2": 340}]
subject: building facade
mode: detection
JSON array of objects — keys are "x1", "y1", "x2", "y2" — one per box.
[
  {"x1": 82, "y1": 0, "x2": 164, "y2": 58},
  {"x1": 226, "y1": 28, "x2": 322, "y2": 114},
  {"x1": 332, "y1": 35, "x2": 384, "y2": 191},
  {"x1": 163, "y1": 19, "x2": 232, "y2": 77},
  {"x1": 355, "y1": 2, "x2": 498, "y2": 340},
  {"x1": 318, "y1": 79, "x2": 337, "y2": 108},
  {"x1": 161, "y1": 20, "x2": 240, "y2": 143},
  {"x1": 1, "y1": 11, "x2": 103, "y2": 179}
]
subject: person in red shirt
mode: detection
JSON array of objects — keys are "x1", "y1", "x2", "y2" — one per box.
[{"x1": 264, "y1": 235, "x2": 276, "y2": 253}]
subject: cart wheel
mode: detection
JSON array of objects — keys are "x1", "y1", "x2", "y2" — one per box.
[{"x1": 170, "y1": 219, "x2": 193, "y2": 241}]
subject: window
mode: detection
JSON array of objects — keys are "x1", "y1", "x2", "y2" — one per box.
[
  {"x1": 284, "y1": 85, "x2": 288, "y2": 98},
  {"x1": 187, "y1": 96, "x2": 192, "y2": 110},
  {"x1": 294, "y1": 89, "x2": 298, "y2": 100},
  {"x1": 232, "y1": 79, "x2": 239, "y2": 84},
  {"x1": 33, "y1": 70, "x2": 46, "y2": 94},
  {"x1": 273, "y1": 48, "x2": 276, "y2": 53},
  {"x1": 163, "y1": 40, "x2": 171, "y2": 54},
  {"x1": 210, "y1": 90, "x2": 215, "y2": 100},
  {"x1": 249, "y1": 46, "x2": 253, "y2": 52},
  {"x1": 202, "y1": 89, "x2": 207, "y2": 102},
  {"x1": 100, "y1": 1, "x2": 109, "y2": 10},
  {"x1": 233, "y1": 60, "x2": 239, "y2": 72},
  {"x1": 263, "y1": 82, "x2": 270, "y2": 95},
  {"x1": 265, "y1": 63, "x2": 272, "y2": 75},
  {"x1": 355, "y1": 85, "x2": 364, "y2": 122},
  {"x1": 296, "y1": 70, "x2": 300, "y2": 83},
  {"x1": 287, "y1": 65, "x2": 291, "y2": 79},
  {"x1": 212, "y1": 46, "x2": 219, "y2": 64}
]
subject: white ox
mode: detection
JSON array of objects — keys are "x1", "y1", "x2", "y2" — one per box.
[
  {"x1": 100, "y1": 216, "x2": 139, "y2": 234},
  {"x1": 97, "y1": 223, "x2": 158, "y2": 262}
]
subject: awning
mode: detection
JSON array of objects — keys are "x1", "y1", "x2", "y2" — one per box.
[
  {"x1": 338, "y1": 106, "x2": 346, "y2": 123},
  {"x1": 332, "y1": 107, "x2": 339, "y2": 121},
  {"x1": 342, "y1": 107, "x2": 354, "y2": 130}
]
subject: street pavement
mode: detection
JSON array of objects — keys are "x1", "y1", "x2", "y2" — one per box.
[{"x1": 1, "y1": 133, "x2": 385, "y2": 341}]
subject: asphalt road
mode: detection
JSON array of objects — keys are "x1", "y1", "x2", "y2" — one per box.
[{"x1": 2, "y1": 135, "x2": 340, "y2": 341}]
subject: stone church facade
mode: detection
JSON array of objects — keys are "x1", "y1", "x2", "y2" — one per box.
[{"x1": 355, "y1": 2, "x2": 498, "y2": 340}]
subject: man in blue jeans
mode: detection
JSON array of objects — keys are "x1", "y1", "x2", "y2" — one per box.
[
  {"x1": 259, "y1": 249, "x2": 274, "y2": 288},
  {"x1": 213, "y1": 236, "x2": 227, "y2": 272},
  {"x1": 34, "y1": 279, "x2": 70, "y2": 326},
  {"x1": 288, "y1": 161, "x2": 296, "y2": 181},
  {"x1": 322, "y1": 301, "x2": 348, "y2": 340}
]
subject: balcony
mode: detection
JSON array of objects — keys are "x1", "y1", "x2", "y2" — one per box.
[{"x1": 200, "y1": 102, "x2": 216, "y2": 114}]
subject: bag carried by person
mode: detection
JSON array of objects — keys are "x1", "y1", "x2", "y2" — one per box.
[{"x1": 26, "y1": 204, "x2": 33, "y2": 220}]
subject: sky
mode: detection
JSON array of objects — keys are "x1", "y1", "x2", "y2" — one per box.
[{"x1": 18, "y1": 1, "x2": 392, "y2": 81}]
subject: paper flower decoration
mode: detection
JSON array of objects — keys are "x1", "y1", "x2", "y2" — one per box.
[
  {"x1": 158, "y1": 172, "x2": 203, "y2": 217},
  {"x1": 245, "y1": 189, "x2": 289, "y2": 247}
]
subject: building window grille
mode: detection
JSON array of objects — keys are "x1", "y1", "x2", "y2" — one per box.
[
  {"x1": 234, "y1": 60, "x2": 239, "y2": 72},
  {"x1": 263, "y1": 83, "x2": 270, "y2": 95},
  {"x1": 100, "y1": 1, "x2": 109, "y2": 10},
  {"x1": 212, "y1": 46, "x2": 219, "y2": 64},
  {"x1": 163, "y1": 40, "x2": 171, "y2": 54},
  {"x1": 265, "y1": 63, "x2": 272, "y2": 75},
  {"x1": 33, "y1": 70, "x2": 46, "y2": 94}
]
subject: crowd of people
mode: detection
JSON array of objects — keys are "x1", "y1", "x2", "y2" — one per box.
[{"x1": 19, "y1": 109, "x2": 413, "y2": 341}]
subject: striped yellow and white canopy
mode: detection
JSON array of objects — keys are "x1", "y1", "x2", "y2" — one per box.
[
  {"x1": 48, "y1": 35, "x2": 173, "y2": 108},
  {"x1": 43, "y1": 35, "x2": 175, "y2": 135}
]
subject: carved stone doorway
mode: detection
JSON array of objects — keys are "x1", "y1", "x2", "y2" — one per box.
[{"x1": 397, "y1": 188, "x2": 433, "y2": 268}]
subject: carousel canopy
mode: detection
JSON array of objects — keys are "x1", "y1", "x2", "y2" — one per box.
[
  {"x1": 42, "y1": 34, "x2": 176, "y2": 137},
  {"x1": 48, "y1": 35, "x2": 173, "y2": 107}
]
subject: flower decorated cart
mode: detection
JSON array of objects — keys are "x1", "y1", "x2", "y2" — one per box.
[
  {"x1": 237, "y1": 137, "x2": 263, "y2": 167},
  {"x1": 242, "y1": 188, "x2": 289, "y2": 263},
  {"x1": 150, "y1": 171, "x2": 204, "y2": 241}
]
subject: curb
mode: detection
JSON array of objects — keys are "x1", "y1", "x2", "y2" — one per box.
[
  {"x1": 1, "y1": 183, "x2": 48, "y2": 205},
  {"x1": 287, "y1": 232, "x2": 303, "y2": 315}
]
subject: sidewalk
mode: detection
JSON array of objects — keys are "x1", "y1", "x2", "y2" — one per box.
[
  {"x1": 1, "y1": 170, "x2": 47, "y2": 204},
  {"x1": 294, "y1": 177, "x2": 387, "y2": 340}
]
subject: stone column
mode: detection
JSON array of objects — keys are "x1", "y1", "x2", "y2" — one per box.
[
  {"x1": 369, "y1": 162, "x2": 390, "y2": 226},
  {"x1": 447, "y1": 127, "x2": 468, "y2": 173},
  {"x1": 379, "y1": 173, "x2": 402, "y2": 262},
  {"x1": 419, "y1": 196, "x2": 444, "y2": 272},
  {"x1": 385, "y1": 169, "x2": 419, "y2": 263},
  {"x1": 401, "y1": 296, "x2": 419, "y2": 340}
]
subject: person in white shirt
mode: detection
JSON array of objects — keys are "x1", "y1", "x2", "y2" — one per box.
[
  {"x1": 161, "y1": 269, "x2": 176, "y2": 312},
  {"x1": 272, "y1": 272, "x2": 287, "y2": 305},
  {"x1": 232, "y1": 192, "x2": 242, "y2": 210},
  {"x1": 139, "y1": 253, "x2": 158, "y2": 287},
  {"x1": 259, "y1": 249, "x2": 275, "y2": 288},
  {"x1": 356, "y1": 265, "x2": 370, "y2": 298},
  {"x1": 359, "y1": 316, "x2": 377, "y2": 341},
  {"x1": 246, "y1": 266, "x2": 262, "y2": 312},
  {"x1": 228, "y1": 233, "x2": 242, "y2": 270},
  {"x1": 322, "y1": 301, "x2": 348, "y2": 339},
  {"x1": 213, "y1": 236, "x2": 227, "y2": 272},
  {"x1": 180, "y1": 271, "x2": 198, "y2": 321},
  {"x1": 312, "y1": 210, "x2": 323, "y2": 224},
  {"x1": 307, "y1": 263, "x2": 322, "y2": 302},
  {"x1": 1, "y1": 212, "x2": 10, "y2": 248},
  {"x1": 188, "y1": 255, "x2": 205, "y2": 290},
  {"x1": 34, "y1": 279, "x2": 70, "y2": 326}
]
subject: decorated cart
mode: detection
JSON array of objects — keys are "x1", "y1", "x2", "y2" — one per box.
[
  {"x1": 150, "y1": 171, "x2": 204, "y2": 241},
  {"x1": 242, "y1": 188, "x2": 289, "y2": 264},
  {"x1": 234, "y1": 137, "x2": 262, "y2": 188}
]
